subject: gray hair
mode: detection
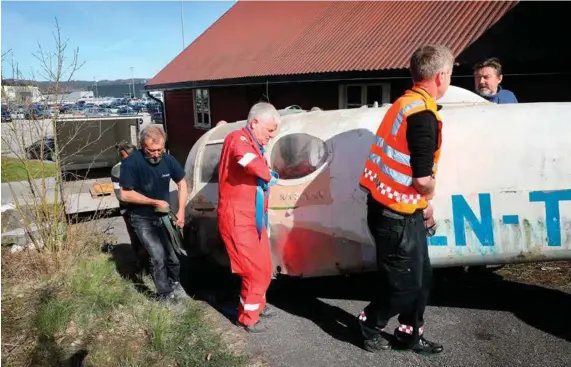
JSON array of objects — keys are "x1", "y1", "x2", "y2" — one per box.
[
  {"x1": 139, "y1": 125, "x2": 167, "y2": 147},
  {"x1": 409, "y1": 44, "x2": 455, "y2": 82},
  {"x1": 247, "y1": 102, "x2": 281, "y2": 125},
  {"x1": 116, "y1": 141, "x2": 137, "y2": 156}
]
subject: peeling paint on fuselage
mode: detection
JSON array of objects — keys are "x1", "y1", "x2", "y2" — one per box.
[{"x1": 184, "y1": 87, "x2": 571, "y2": 278}]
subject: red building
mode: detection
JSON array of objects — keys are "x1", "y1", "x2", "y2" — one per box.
[{"x1": 146, "y1": 1, "x2": 570, "y2": 165}]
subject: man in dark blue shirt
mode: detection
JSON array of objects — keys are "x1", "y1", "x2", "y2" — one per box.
[
  {"x1": 120, "y1": 126, "x2": 188, "y2": 302},
  {"x1": 473, "y1": 58, "x2": 518, "y2": 104}
]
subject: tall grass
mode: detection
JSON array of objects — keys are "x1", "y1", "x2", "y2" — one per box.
[{"x1": 2, "y1": 243, "x2": 249, "y2": 367}]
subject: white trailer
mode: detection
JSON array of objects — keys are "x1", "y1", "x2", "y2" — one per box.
[{"x1": 58, "y1": 116, "x2": 142, "y2": 215}]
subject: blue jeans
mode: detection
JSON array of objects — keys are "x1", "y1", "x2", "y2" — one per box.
[{"x1": 128, "y1": 213, "x2": 180, "y2": 296}]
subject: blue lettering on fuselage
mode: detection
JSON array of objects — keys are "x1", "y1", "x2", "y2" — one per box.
[{"x1": 427, "y1": 189, "x2": 570, "y2": 247}]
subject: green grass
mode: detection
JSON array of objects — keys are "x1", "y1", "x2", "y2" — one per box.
[
  {"x1": 1, "y1": 156, "x2": 58, "y2": 183},
  {"x1": 2, "y1": 253, "x2": 249, "y2": 367}
]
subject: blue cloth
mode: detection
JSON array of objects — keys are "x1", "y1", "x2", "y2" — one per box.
[
  {"x1": 244, "y1": 126, "x2": 278, "y2": 238},
  {"x1": 481, "y1": 86, "x2": 518, "y2": 104},
  {"x1": 119, "y1": 150, "x2": 186, "y2": 216}
]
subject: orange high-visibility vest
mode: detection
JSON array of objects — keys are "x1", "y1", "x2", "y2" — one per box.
[{"x1": 359, "y1": 86, "x2": 443, "y2": 214}]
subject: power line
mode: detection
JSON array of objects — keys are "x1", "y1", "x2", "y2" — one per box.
[{"x1": 180, "y1": 1, "x2": 185, "y2": 51}]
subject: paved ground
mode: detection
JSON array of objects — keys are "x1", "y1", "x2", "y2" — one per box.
[
  {"x1": 105, "y1": 216, "x2": 571, "y2": 367},
  {"x1": 246, "y1": 274, "x2": 571, "y2": 367}
]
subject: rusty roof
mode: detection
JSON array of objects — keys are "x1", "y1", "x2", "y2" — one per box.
[{"x1": 147, "y1": 0, "x2": 518, "y2": 88}]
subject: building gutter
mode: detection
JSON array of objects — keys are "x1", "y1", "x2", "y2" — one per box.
[
  {"x1": 146, "y1": 90, "x2": 169, "y2": 151},
  {"x1": 144, "y1": 66, "x2": 571, "y2": 91}
]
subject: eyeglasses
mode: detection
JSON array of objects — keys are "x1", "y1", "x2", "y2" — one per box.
[{"x1": 144, "y1": 147, "x2": 164, "y2": 154}]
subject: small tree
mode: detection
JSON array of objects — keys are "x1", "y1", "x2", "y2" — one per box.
[{"x1": 1, "y1": 18, "x2": 115, "y2": 269}]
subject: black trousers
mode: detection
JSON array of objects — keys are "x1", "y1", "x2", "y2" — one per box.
[
  {"x1": 359, "y1": 196, "x2": 432, "y2": 343},
  {"x1": 129, "y1": 213, "x2": 180, "y2": 297}
]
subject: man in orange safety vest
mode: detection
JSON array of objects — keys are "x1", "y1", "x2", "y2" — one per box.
[{"x1": 357, "y1": 44, "x2": 454, "y2": 355}]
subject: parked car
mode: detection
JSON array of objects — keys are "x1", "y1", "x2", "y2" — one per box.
[
  {"x1": 117, "y1": 106, "x2": 136, "y2": 115},
  {"x1": 26, "y1": 136, "x2": 55, "y2": 161},
  {"x1": 82, "y1": 107, "x2": 111, "y2": 118},
  {"x1": 151, "y1": 110, "x2": 163, "y2": 124},
  {"x1": 24, "y1": 108, "x2": 44, "y2": 120},
  {"x1": 1, "y1": 105, "x2": 12, "y2": 122}
]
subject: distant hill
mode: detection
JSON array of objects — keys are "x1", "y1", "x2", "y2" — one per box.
[{"x1": 2, "y1": 78, "x2": 150, "y2": 93}]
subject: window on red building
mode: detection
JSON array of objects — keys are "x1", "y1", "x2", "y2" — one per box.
[
  {"x1": 339, "y1": 83, "x2": 391, "y2": 109},
  {"x1": 194, "y1": 88, "x2": 211, "y2": 130}
]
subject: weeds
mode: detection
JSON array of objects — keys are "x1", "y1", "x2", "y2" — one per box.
[{"x1": 2, "y1": 246, "x2": 249, "y2": 367}]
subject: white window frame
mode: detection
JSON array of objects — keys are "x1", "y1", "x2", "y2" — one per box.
[
  {"x1": 338, "y1": 82, "x2": 391, "y2": 109},
  {"x1": 193, "y1": 88, "x2": 211, "y2": 130}
]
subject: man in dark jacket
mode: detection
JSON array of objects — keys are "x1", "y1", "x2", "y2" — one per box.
[{"x1": 119, "y1": 126, "x2": 188, "y2": 302}]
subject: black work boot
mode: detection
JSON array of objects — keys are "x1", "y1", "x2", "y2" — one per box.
[
  {"x1": 236, "y1": 320, "x2": 268, "y2": 334},
  {"x1": 394, "y1": 328, "x2": 444, "y2": 355},
  {"x1": 259, "y1": 305, "x2": 276, "y2": 318},
  {"x1": 363, "y1": 333, "x2": 391, "y2": 352}
]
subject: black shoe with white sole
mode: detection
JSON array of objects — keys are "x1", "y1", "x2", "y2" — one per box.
[{"x1": 394, "y1": 329, "x2": 444, "y2": 355}]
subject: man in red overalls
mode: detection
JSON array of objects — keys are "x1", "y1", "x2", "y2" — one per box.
[{"x1": 217, "y1": 102, "x2": 281, "y2": 333}]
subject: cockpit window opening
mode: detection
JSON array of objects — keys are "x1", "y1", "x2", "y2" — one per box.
[{"x1": 270, "y1": 133, "x2": 329, "y2": 180}]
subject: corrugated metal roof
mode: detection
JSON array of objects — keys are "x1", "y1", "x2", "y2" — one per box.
[{"x1": 147, "y1": 0, "x2": 518, "y2": 87}]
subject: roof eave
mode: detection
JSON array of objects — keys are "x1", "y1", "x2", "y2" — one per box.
[{"x1": 144, "y1": 68, "x2": 415, "y2": 91}]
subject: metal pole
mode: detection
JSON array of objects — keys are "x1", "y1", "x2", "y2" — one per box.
[
  {"x1": 130, "y1": 66, "x2": 135, "y2": 98},
  {"x1": 180, "y1": 0, "x2": 185, "y2": 50}
]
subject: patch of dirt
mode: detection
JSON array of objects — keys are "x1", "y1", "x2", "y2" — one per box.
[{"x1": 497, "y1": 261, "x2": 571, "y2": 291}]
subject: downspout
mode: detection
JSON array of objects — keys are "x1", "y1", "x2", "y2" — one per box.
[{"x1": 146, "y1": 90, "x2": 169, "y2": 151}]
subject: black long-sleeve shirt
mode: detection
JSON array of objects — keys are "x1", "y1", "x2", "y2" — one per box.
[{"x1": 405, "y1": 109, "x2": 440, "y2": 178}]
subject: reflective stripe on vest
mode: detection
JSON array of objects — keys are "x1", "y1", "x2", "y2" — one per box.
[
  {"x1": 391, "y1": 99, "x2": 426, "y2": 136},
  {"x1": 362, "y1": 167, "x2": 423, "y2": 205},
  {"x1": 371, "y1": 136, "x2": 438, "y2": 184},
  {"x1": 368, "y1": 151, "x2": 412, "y2": 186}
]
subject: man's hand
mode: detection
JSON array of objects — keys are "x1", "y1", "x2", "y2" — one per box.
[
  {"x1": 424, "y1": 201, "x2": 437, "y2": 236},
  {"x1": 153, "y1": 199, "x2": 170, "y2": 210},
  {"x1": 175, "y1": 210, "x2": 185, "y2": 228},
  {"x1": 413, "y1": 176, "x2": 436, "y2": 198},
  {"x1": 175, "y1": 178, "x2": 188, "y2": 225}
]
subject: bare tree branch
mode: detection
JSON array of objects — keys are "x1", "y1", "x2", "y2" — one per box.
[{"x1": 2, "y1": 17, "x2": 116, "y2": 262}]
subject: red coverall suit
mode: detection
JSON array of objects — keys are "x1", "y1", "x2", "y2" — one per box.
[{"x1": 217, "y1": 127, "x2": 277, "y2": 326}]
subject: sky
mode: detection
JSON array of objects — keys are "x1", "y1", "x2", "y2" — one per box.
[{"x1": 1, "y1": 1, "x2": 236, "y2": 81}]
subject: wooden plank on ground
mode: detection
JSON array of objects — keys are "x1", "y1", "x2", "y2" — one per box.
[{"x1": 90, "y1": 183, "x2": 114, "y2": 198}]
